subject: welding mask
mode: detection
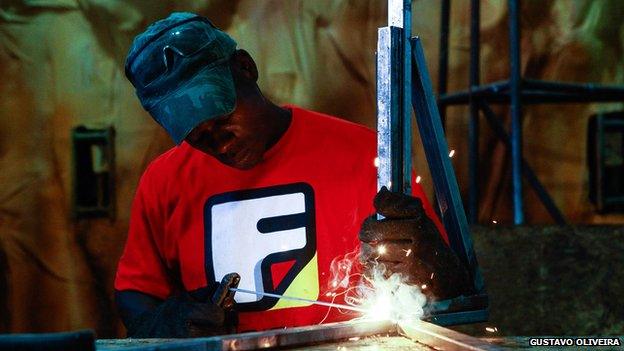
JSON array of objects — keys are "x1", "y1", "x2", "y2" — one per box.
[{"x1": 125, "y1": 12, "x2": 238, "y2": 144}]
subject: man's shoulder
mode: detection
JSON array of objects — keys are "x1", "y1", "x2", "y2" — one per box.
[
  {"x1": 291, "y1": 106, "x2": 376, "y2": 148},
  {"x1": 141, "y1": 143, "x2": 196, "y2": 180}
]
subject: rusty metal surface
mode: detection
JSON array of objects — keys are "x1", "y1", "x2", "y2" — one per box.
[
  {"x1": 399, "y1": 320, "x2": 503, "y2": 351},
  {"x1": 211, "y1": 320, "x2": 396, "y2": 350},
  {"x1": 97, "y1": 320, "x2": 396, "y2": 351},
  {"x1": 287, "y1": 335, "x2": 433, "y2": 351},
  {"x1": 97, "y1": 319, "x2": 505, "y2": 351}
]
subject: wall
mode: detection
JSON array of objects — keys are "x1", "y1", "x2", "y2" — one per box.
[{"x1": 0, "y1": 0, "x2": 622, "y2": 336}]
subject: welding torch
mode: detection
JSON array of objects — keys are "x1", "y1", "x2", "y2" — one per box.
[{"x1": 212, "y1": 272, "x2": 241, "y2": 310}]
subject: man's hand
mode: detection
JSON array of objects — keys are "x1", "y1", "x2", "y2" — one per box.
[
  {"x1": 122, "y1": 289, "x2": 237, "y2": 338},
  {"x1": 359, "y1": 187, "x2": 472, "y2": 300}
]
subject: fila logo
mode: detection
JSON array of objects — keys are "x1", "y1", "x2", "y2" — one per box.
[{"x1": 204, "y1": 183, "x2": 317, "y2": 311}]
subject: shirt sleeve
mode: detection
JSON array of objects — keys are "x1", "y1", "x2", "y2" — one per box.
[{"x1": 114, "y1": 167, "x2": 173, "y2": 299}]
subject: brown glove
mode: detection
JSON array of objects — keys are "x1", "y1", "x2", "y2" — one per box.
[{"x1": 359, "y1": 187, "x2": 472, "y2": 300}]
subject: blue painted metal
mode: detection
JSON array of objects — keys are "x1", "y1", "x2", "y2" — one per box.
[
  {"x1": 468, "y1": 0, "x2": 480, "y2": 224},
  {"x1": 427, "y1": 309, "x2": 489, "y2": 327},
  {"x1": 509, "y1": 0, "x2": 524, "y2": 224},
  {"x1": 436, "y1": 0, "x2": 624, "y2": 225},
  {"x1": 410, "y1": 37, "x2": 485, "y2": 295},
  {"x1": 400, "y1": 0, "x2": 413, "y2": 196},
  {"x1": 439, "y1": 84, "x2": 624, "y2": 105},
  {"x1": 411, "y1": 37, "x2": 488, "y2": 324},
  {"x1": 437, "y1": 0, "x2": 450, "y2": 129},
  {"x1": 524, "y1": 78, "x2": 624, "y2": 95}
]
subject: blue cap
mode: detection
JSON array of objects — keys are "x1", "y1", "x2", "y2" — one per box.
[{"x1": 125, "y1": 12, "x2": 237, "y2": 144}]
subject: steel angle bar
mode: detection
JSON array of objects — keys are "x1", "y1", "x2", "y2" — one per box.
[
  {"x1": 377, "y1": 0, "x2": 412, "y2": 196},
  {"x1": 524, "y1": 78, "x2": 624, "y2": 95},
  {"x1": 204, "y1": 320, "x2": 396, "y2": 351},
  {"x1": 97, "y1": 320, "x2": 503, "y2": 351},
  {"x1": 519, "y1": 91, "x2": 624, "y2": 103},
  {"x1": 468, "y1": 0, "x2": 481, "y2": 224},
  {"x1": 96, "y1": 321, "x2": 396, "y2": 351},
  {"x1": 479, "y1": 101, "x2": 567, "y2": 224},
  {"x1": 399, "y1": 320, "x2": 504, "y2": 351},
  {"x1": 396, "y1": 0, "x2": 413, "y2": 198},
  {"x1": 438, "y1": 81, "x2": 510, "y2": 105},
  {"x1": 508, "y1": 0, "x2": 524, "y2": 224},
  {"x1": 377, "y1": 26, "x2": 410, "y2": 195},
  {"x1": 438, "y1": 0, "x2": 450, "y2": 128},
  {"x1": 410, "y1": 36, "x2": 485, "y2": 295},
  {"x1": 440, "y1": 90, "x2": 624, "y2": 105}
]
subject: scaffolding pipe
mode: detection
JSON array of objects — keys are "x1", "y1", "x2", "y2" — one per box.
[
  {"x1": 468, "y1": 0, "x2": 480, "y2": 224},
  {"x1": 508, "y1": 0, "x2": 524, "y2": 224}
]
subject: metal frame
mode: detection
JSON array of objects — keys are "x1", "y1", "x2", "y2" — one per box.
[
  {"x1": 411, "y1": 37, "x2": 488, "y2": 325},
  {"x1": 588, "y1": 112, "x2": 624, "y2": 211},
  {"x1": 72, "y1": 126, "x2": 116, "y2": 220},
  {"x1": 377, "y1": 1, "x2": 488, "y2": 325},
  {"x1": 96, "y1": 320, "x2": 503, "y2": 351},
  {"x1": 437, "y1": 0, "x2": 624, "y2": 225}
]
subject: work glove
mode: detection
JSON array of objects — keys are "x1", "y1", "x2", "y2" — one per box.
[
  {"x1": 359, "y1": 187, "x2": 472, "y2": 300},
  {"x1": 126, "y1": 289, "x2": 237, "y2": 338}
]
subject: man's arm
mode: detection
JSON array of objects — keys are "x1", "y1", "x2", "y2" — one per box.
[
  {"x1": 115, "y1": 288, "x2": 234, "y2": 338},
  {"x1": 115, "y1": 290, "x2": 162, "y2": 330},
  {"x1": 115, "y1": 168, "x2": 234, "y2": 338}
]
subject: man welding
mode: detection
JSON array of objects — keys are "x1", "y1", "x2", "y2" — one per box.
[{"x1": 115, "y1": 12, "x2": 471, "y2": 338}]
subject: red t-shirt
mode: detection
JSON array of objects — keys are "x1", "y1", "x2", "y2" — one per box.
[{"x1": 115, "y1": 106, "x2": 447, "y2": 332}]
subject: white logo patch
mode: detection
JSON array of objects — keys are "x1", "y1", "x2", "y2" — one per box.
[{"x1": 204, "y1": 183, "x2": 316, "y2": 310}]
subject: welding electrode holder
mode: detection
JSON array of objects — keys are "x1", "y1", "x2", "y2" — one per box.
[{"x1": 212, "y1": 272, "x2": 240, "y2": 310}]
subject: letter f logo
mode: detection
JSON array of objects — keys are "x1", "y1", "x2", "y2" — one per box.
[{"x1": 204, "y1": 183, "x2": 318, "y2": 311}]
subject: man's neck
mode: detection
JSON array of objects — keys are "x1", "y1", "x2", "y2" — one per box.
[{"x1": 265, "y1": 103, "x2": 292, "y2": 151}]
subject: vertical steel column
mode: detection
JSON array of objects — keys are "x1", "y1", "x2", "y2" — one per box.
[
  {"x1": 508, "y1": 0, "x2": 524, "y2": 224},
  {"x1": 377, "y1": 27, "x2": 403, "y2": 193},
  {"x1": 398, "y1": 0, "x2": 412, "y2": 196},
  {"x1": 438, "y1": 0, "x2": 450, "y2": 129},
  {"x1": 468, "y1": 0, "x2": 480, "y2": 224},
  {"x1": 377, "y1": 0, "x2": 412, "y2": 195}
]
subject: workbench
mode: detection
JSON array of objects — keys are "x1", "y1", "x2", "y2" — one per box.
[{"x1": 95, "y1": 320, "x2": 505, "y2": 351}]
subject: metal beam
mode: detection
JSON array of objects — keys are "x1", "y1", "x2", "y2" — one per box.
[
  {"x1": 410, "y1": 36, "x2": 485, "y2": 294},
  {"x1": 523, "y1": 78, "x2": 624, "y2": 95},
  {"x1": 439, "y1": 88, "x2": 624, "y2": 105},
  {"x1": 97, "y1": 321, "x2": 396, "y2": 351},
  {"x1": 438, "y1": 0, "x2": 451, "y2": 129},
  {"x1": 399, "y1": 320, "x2": 503, "y2": 350},
  {"x1": 508, "y1": 0, "x2": 524, "y2": 224},
  {"x1": 377, "y1": 26, "x2": 406, "y2": 193},
  {"x1": 377, "y1": 0, "x2": 412, "y2": 195},
  {"x1": 97, "y1": 320, "x2": 505, "y2": 351},
  {"x1": 209, "y1": 320, "x2": 396, "y2": 350},
  {"x1": 468, "y1": 0, "x2": 481, "y2": 224}
]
